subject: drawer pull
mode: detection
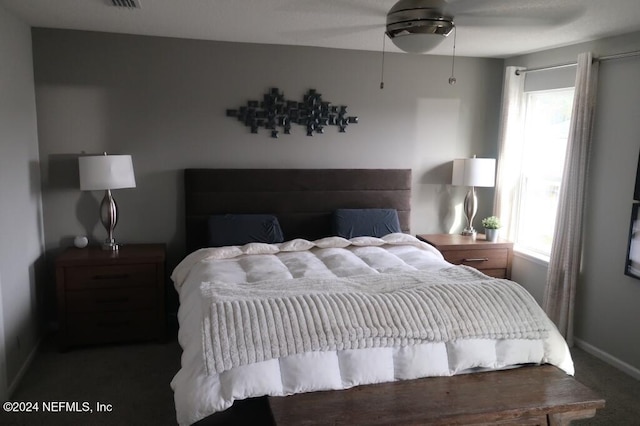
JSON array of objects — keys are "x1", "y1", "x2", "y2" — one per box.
[
  {"x1": 92, "y1": 274, "x2": 130, "y2": 280},
  {"x1": 95, "y1": 297, "x2": 129, "y2": 304},
  {"x1": 463, "y1": 258, "x2": 489, "y2": 262}
]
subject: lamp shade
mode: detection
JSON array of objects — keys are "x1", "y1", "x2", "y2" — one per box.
[
  {"x1": 452, "y1": 158, "x2": 496, "y2": 187},
  {"x1": 78, "y1": 154, "x2": 136, "y2": 191}
]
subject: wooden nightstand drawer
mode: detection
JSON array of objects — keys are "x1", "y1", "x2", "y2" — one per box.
[
  {"x1": 416, "y1": 234, "x2": 513, "y2": 279},
  {"x1": 66, "y1": 287, "x2": 157, "y2": 313},
  {"x1": 65, "y1": 264, "x2": 157, "y2": 289},
  {"x1": 55, "y1": 244, "x2": 166, "y2": 350},
  {"x1": 66, "y1": 310, "x2": 158, "y2": 345},
  {"x1": 441, "y1": 248, "x2": 509, "y2": 269}
]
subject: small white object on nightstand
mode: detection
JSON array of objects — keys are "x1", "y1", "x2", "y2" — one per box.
[{"x1": 73, "y1": 235, "x2": 88, "y2": 248}]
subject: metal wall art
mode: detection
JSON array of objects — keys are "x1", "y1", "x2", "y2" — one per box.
[{"x1": 226, "y1": 88, "x2": 358, "y2": 138}]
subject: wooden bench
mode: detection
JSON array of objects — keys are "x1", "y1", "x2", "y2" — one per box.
[{"x1": 268, "y1": 365, "x2": 605, "y2": 425}]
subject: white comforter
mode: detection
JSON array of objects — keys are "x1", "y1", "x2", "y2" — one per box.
[{"x1": 170, "y1": 234, "x2": 573, "y2": 426}]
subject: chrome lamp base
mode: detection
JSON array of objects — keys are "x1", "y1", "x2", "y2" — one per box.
[
  {"x1": 100, "y1": 189, "x2": 120, "y2": 251},
  {"x1": 102, "y1": 239, "x2": 119, "y2": 251},
  {"x1": 461, "y1": 228, "x2": 477, "y2": 237},
  {"x1": 461, "y1": 186, "x2": 478, "y2": 238}
]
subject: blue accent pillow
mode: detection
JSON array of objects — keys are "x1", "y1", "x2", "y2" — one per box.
[
  {"x1": 207, "y1": 214, "x2": 284, "y2": 247},
  {"x1": 332, "y1": 208, "x2": 401, "y2": 238}
]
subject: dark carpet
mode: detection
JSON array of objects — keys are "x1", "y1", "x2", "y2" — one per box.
[
  {"x1": 572, "y1": 348, "x2": 640, "y2": 425},
  {"x1": 1, "y1": 330, "x2": 638, "y2": 425},
  {"x1": 1, "y1": 331, "x2": 181, "y2": 426}
]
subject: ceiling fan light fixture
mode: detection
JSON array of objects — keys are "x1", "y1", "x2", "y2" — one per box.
[
  {"x1": 385, "y1": 0, "x2": 454, "y2": 53},
  {"x1": 388, "y1": 32, "x2": 449, "y2": 54}
]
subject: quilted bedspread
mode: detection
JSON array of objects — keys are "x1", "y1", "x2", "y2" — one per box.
[{"x1": 170, "y1": 234, "x2": 573, "y2": 426}]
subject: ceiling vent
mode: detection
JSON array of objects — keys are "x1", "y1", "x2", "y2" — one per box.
[{"x1": 111, "y1": 0, "x2": 141, "y2": 8}]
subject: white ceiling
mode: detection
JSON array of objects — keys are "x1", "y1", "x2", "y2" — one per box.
[{"x1": 2, "y1": 0, "x2": 640, "y2": 58}]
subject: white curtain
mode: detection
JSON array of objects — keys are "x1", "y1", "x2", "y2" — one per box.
[
  {"x1": 543, "y1": 52, "x2": 599, "y2": 346},
  {"x1": 493, "y1": 66, "x2": 525, "y2": 241}
]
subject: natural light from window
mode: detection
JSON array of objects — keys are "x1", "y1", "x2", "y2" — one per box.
[{"x1": 516, "y1": 88, "x2": 575, "y2": 258}]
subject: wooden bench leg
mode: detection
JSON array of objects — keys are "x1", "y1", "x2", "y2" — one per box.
[{"x1": 548, "y1": 408, "x2": 598, "y2": 426}]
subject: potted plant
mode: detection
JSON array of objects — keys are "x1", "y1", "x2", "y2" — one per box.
[{"x1": 481, "y1": 216, "x2": 501, "y2": 242}]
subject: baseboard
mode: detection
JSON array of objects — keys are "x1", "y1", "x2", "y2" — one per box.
[
  {"x1": 6, "y1": 336, "x2": 42, "y2": 398},
  {"x1": 574, "y1": 337, "x2": 640, "y2": 381}
]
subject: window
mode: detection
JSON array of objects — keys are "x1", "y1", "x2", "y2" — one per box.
[{"x1": 514, "y1": 88, "x2": 574, "y2": 258}]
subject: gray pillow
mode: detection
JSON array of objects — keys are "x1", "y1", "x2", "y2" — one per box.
[
  {"x1": 207, "y1": 214, "x2": 284, "y2": 247},
  {"x1": 332, "y1": 209, "x2": 401, "y2": 238}
]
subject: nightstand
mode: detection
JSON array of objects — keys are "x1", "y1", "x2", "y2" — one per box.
[
  {"x1": 55, "y1": 244, "x2": 166, "y2": 350},
  {"x1": 417, "y1": 234, "x2": 513, "y2": 279}
]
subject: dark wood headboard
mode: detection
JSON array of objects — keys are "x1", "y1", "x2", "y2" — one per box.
[{"x1": 184, "y1": 169, "x2": 412, "y2": 253}]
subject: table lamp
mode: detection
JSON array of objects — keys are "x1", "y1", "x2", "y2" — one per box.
[
  {"x1": 452, "y1": 156, "x2": 496, "y2": 237},
  {"x1": 78, "y1": 153, "x2": 136, "y2": 250}
]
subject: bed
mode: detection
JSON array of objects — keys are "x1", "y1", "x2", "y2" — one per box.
[{"x1": 170, "y1": 168, "x2": 591, "y2": 426}]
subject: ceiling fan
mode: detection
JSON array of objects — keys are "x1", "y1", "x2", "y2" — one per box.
[
  {"x1": 285, "y1": 0, "x2": 581, "y2": 55},
  {"x1": 385, "y1": 0, "x2": 455, "y2": 54},
  {"x1": 384, "y1": 0, "x2": 580, "y2": 54},
  {"x1": 377, "y1": 0, "x2": 580, "y2": 85},
  {"x1": 284, "y1": 0, "x2": 581, "y2": 85}
]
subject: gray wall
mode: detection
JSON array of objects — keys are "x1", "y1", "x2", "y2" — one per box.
[
  {"x1": 506, "y1": 31, "x2": 640, "y2": 376},
  {"x1": 32, "y1": 29, "x2": 503, "y2": 308},
  {"x1": 0, "y1": 5, "x2": 45, "y2": 397}
]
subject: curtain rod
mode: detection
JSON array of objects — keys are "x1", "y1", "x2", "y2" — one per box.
[{"x1": 514, "y1": 49, "x2": 640, "y2": 75}]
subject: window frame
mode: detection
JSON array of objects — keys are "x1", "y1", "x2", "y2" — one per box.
[{"x1": 512, "y1": 87, "x2": 575, "y2": 261}]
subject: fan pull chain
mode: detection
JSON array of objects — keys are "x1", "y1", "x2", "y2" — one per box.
[
  {"x1": 449, "y1": 25, "x2": 457, "y2": 85},
  {"x1": 380, "y1": 33, "x2": 386, "y2": 90}
]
